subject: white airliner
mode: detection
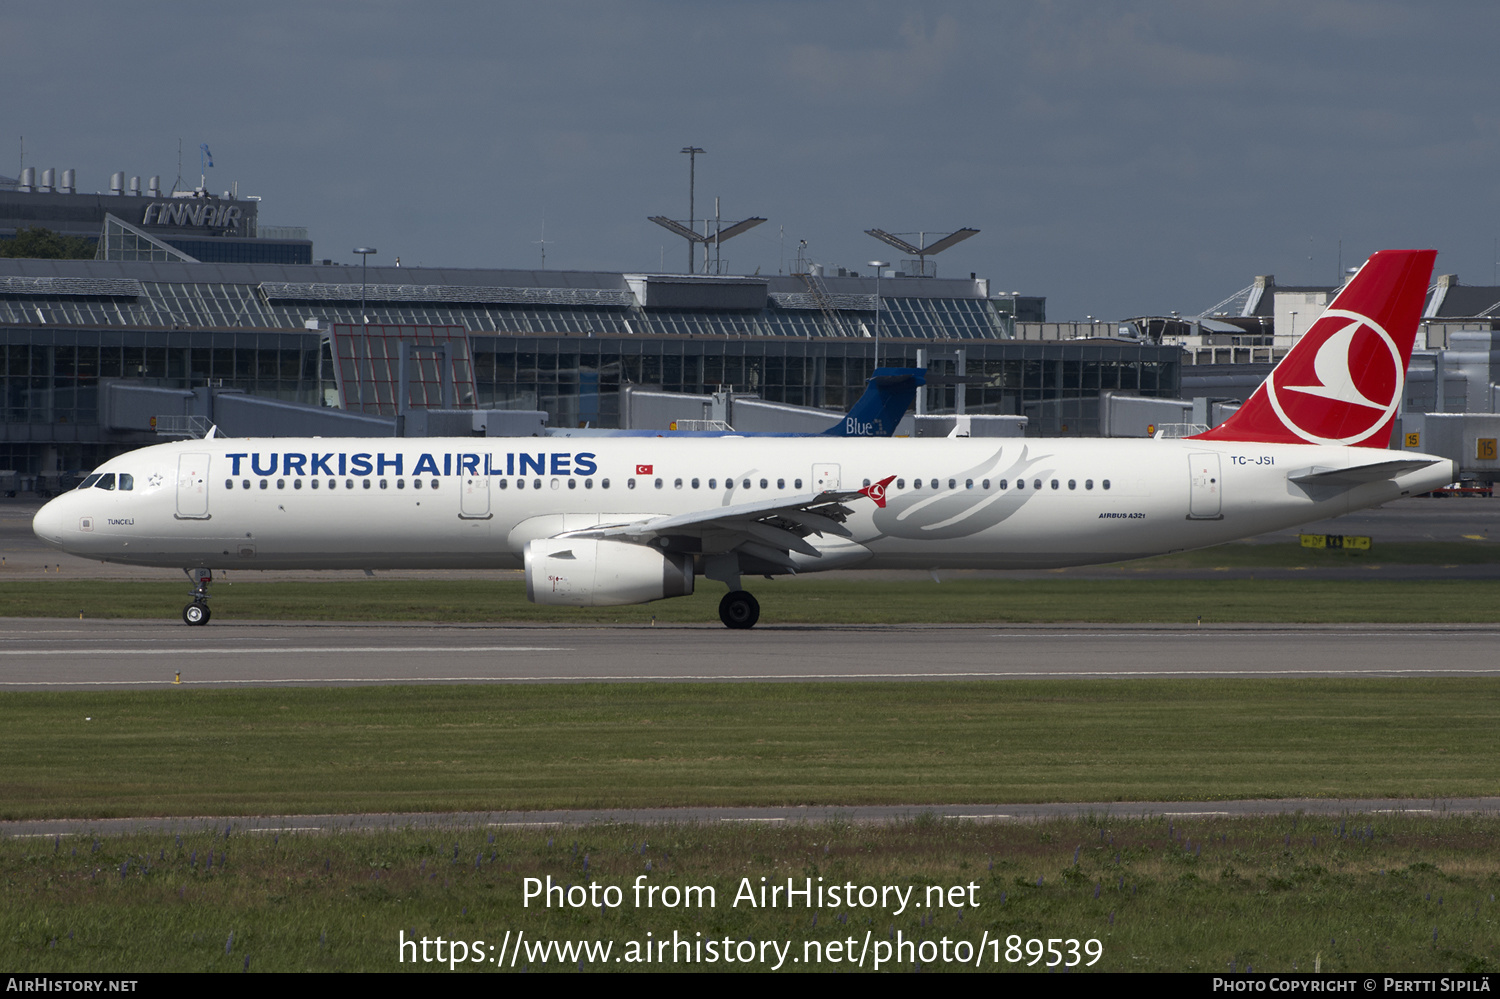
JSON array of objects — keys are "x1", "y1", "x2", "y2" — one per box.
[{"x1": 33, "y1": 249, "x2": 1452, "y2": 629}]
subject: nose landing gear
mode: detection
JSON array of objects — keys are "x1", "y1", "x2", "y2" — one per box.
[{"x1": 182, "y1": 568, "x2": 213, "y2": 626}]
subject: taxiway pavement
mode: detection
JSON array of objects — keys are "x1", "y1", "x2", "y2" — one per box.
[{"x1": 3, "y1": 618, "x2": 1498, "y2": 689}]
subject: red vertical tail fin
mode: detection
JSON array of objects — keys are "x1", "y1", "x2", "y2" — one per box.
[{"x1": 1191, "y1": 249, "x2": 1435, "y2": 447}]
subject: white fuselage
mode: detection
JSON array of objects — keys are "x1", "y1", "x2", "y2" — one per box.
[{"x1": 32, "y1": 436, "x2": 1455, "y2": 573}]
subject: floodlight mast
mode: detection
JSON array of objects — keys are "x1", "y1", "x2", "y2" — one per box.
[
  {"x1": 353, "y1": 247, "x2": 377, "y2": 333},
  {"x1": 681, "y1": 146, "x2": 704, "y2": 273}
]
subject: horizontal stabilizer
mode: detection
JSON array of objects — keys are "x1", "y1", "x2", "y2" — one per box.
[{"x1": 1288, "y1": 458, "x2": 1443, "y2": 487}]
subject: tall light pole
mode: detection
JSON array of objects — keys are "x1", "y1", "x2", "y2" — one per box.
[
  {"x1": 680, "y1": 147, "x2": 704, "y2": 273},
  {"x1": 868, "y1": 260, "x2": 888, "y2": 371},
  {"x1": 354, "y1": 247, "x2": 377, "y2": 332}
]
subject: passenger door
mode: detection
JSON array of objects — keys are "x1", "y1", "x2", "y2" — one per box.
[{"x1": 175, "y1": 453, "x2": 211, "y2": 520}]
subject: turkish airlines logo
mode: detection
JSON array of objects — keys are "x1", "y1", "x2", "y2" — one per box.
[
  {"x1": 1266, "y1": 309, "x2": 1404, "y2": 445},
  {"x1": 635, "y1": 464, "x2": 653, "y2": 475},
  {"x1": 859, "y1": 475, "x2": 896, "y2": 508}
]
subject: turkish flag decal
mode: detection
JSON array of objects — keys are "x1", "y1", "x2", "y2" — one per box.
[{"x1": 636, "y1": 464, "x2": 653, "y2": 475}]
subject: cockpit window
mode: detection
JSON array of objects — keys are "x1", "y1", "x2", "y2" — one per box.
[
  {"x1": 119, "y1": 473, "x2": 133, "y2": 491},
  {"x1": 96, "y1": 473, "x2": 116, "y2": 491},
  {"x1": 78, "y1": 474, "x2": 102, "y2": 490}
]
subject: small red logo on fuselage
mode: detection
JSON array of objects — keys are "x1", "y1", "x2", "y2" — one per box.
[
  {"x1": 860, "y1": 475, "x2": 896, "y2": 508},
  {"x1": 636, "y1": 464, "x2": 653, "y2": 475}
]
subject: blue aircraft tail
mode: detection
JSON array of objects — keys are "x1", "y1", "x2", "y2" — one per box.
[{"x1": 820, "y1": 367, "x2": 924, "y2": 437}]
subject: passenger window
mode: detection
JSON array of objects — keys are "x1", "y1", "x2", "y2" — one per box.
[
  {"x1": 584, "y1": 479, "x2": 593, "y2": 489},
  {"x1": 311, "y1": 479, "x2": 319, "y2": 490},
  {"x1": 517, "y1": 478, "x2": 526, "y2": 489},
  {"x1": 79, "y1": 474, "x2": 101, "y2": 489},
  {"x1": 431, "y1": 479, "x2": 439, "y2": 490},
  {"x1": 965, "y1": 479, "x2": 973, "y2": 489},
  {"x1": 1016, "y1": 479, "x2": 1025, "y2": 490},
  {"x1": 242, "y1": 480, "x2": 250, "y2": 489},
  {"x1": 602, "y1": 478, "x2": 610, "y2": 489},
  {"x1": 913, "y1": 478, "x2": 922, "y2": 490},
  {"x1": 896, "y1": 478, "x2": 906, "y2": 489},
  {"x1": 260, "y1": 480, "x2": 269, "y2": 490},
  {"x1": 362, "y1": 479, "x2": 371, "y2": 489},
  {"x1": 674, "y1": 478, "x2": 683, "y2": 489},
  {"x1": 119, "y1": 474, "x2": 134, "y2": 491},
  {"x1": 1103, "y1": 479, "x2": 1111, "y2": 490},
  {"x1": 930, "y1": 479, "x2": 938, "y2": 490},
  {"x1": 628, "y1": 478, "x2": 636, "y2": 489},
  {"x1": 654, "y1": 478, "x2": 663, "y2": 489},
  {"x1": 224, "y1": 478, "x2": 233, "y2": 489},
  {"x1": 397, "y1": 479, "x2": 405, "y2": 489},
  {"x1": 1085, "y1": 479, "x2": 1094, "y2": 490},
  {"x1": 691, "y1": 478, "x2": 700, "y2": 489},
  {"x1": 708, "y1": 478, "x2": 717, "y2": 489},
  {"x1": 344, "y1": 479, "x2": 352, "y2": 489},
  {"x1": 742, "y1": 479, "x2": 750, "y2": 489},
  {"x1": 533, "y1": 479, "x2": 541, "y2": 489},
  {"x1": 862, "y1": 478, "x2": 871, "y2": 487},
  {"x1": 982, "y1": 479, "x2": 990, "y2": 489},
  {"x1": 551, "y1": 478, "x2": 561, "y2": 490},
  {"x1": 1068, "y1": 479, "x2": 1076, "y2": 490},
  {"x1": 294, "y1": 479, "x2": 303, "y2": 490},
  {"x1": 777, "y1": 478, "x2": 785, "y2": 489},
  {"x1": 949, "y1": 478, "x2": 956, "y2": 489},
  {"x1": 413, "y1": 479, "x2": 422, "y2": 490},
  {"x1": 380, "y1": 479, "x2": 388, "y2": 489},
  {"x1": 277, "y1": 479, "x2": 286, "y2": 489},
  {"x1": 498, "y1": 479, "x2": 508, "y2": 489},
  {"x1": 1034, "y1": 479, "x2": 1042, "y2": 490},
  {"x1": 759, "y1": 478, "x2": 768, "y2": 489},
  {"x1": 97, "y1": 473, "x2": 115, "y2": 490},
  {"x1": 567, "y1": 478, "x2": 576, "y2": 489},
  {"x1": 795, "y1": 478, "x2": 802, "y2": 489}
]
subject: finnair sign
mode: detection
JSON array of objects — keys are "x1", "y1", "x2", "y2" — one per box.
[{"x1": 141, "y1": 202, "x2": 244, "y2": 229}]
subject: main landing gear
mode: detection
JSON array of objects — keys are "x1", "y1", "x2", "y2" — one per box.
[
  {"x1": 182, "y1": 568, "x2": 213, "y2": 626},
  {"x1": 718, "y1": 590, "x2": 760, "y2": 630}
]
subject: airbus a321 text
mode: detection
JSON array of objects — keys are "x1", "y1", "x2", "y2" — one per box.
[{"x1": 33, "y1": 249, "x2": 1452, "y2": 629}]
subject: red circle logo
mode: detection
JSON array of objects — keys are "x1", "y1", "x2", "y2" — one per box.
[{"x1": 1266, "y1": 310, "x2": 1403, "y2": 445}]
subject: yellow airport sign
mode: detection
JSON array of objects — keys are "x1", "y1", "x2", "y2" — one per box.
[
  {"x1": 1477, "y1": 438, "x2": 1497, "y2": 461},
  {"x1": 1300, "y1": 534, "x2": 1372, "y2": 550},
  {"x1": 1404, "y1": 432, "x2": 1420, "y2": 448}
]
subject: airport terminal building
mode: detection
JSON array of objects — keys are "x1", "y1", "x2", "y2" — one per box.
[
  {"x1": 0, "y1": 173, "x2": 1182, "y2": 481},
  {"x1": 0, "y1": 263, "x2": 1182, "y2": 480}
]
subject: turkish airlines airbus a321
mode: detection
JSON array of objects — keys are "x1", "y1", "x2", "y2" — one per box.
[{"x1": 33, "y1": 249, "x2": 1451, "y2": 629}]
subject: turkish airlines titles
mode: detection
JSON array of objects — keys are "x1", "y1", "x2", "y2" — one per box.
[{"x1": 223, "y1": 450, "x2": 599, "y2": 479}]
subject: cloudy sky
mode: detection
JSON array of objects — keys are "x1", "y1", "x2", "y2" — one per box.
[{"x1": 5, "y1": 1, "x2": 1499, "y2": 318}]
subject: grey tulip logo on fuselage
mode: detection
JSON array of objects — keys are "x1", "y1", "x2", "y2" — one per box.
[{"x1": 869, "y1": 446, "x2": 1052, "y2": 540}]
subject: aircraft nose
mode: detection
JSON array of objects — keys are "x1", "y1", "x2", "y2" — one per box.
[{"x1": 32, "y1": 497, "x2": 69, "y2": 549}]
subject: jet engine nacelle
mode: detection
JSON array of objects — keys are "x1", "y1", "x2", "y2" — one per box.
[{"x1": 524, "y1": 537, "x2": 694, "y2": 607}]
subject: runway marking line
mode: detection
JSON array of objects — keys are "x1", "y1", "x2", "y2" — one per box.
[
  {"x1": 4, "y1": 668, "x2": 1500, "y2": 688},
  {"x1": 1162, "y1": 811, "x2": 1232, "y2": 816},
  {"x1": 0, "y1": 646, "x2": 570, "y2": 657}
]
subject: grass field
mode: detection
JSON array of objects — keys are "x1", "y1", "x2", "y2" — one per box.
[
  {"x1": 5, "y1": 541, "x2": 1497, "y2": 973},
  {"x1": 2, "y1": 814, "x2": 1495, "y2": 973},
  {"x1": 2, "y1": 680, "x2": 1497, "y2": 820},
  {"x1": 4, "y1": 575, "x2": 1500, "y2": 625}
]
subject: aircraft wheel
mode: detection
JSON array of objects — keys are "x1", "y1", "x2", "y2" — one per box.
[
  {"x1": 718, "y1": 590, "x2": 760, "y2": 630},
  {"x1": 183, "y1": 602, "x2": 211, "y2": 626}
]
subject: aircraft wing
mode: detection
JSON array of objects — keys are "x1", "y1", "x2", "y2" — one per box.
[{"x1": 562, "y1": 488, "x2": 872, "y2": 570}]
